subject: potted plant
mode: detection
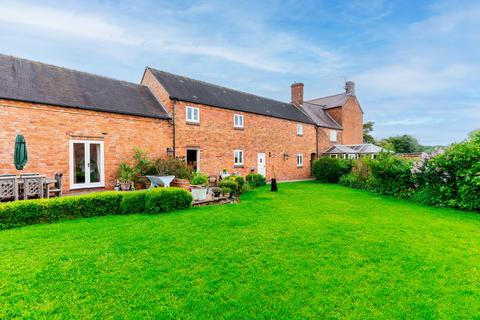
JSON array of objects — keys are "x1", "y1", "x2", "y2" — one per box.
[
  {"x1": 221, "y1": 187, "x2": 231, "y2": 198},
  {"x1": 190, "y1": 172, "x2": 208, "y2": 200},
  {"x1": 133, "y1": 148, "x2": 155, "y2": 190},
  {"x1": 118, "y1": 162, "x2": 136, "y2": 191},
  {"x1": 155, "y1": 158, "x2": 193, "y2": 190},
  {"x1": 211, "y1": 187, "x2": 222, "y2": 198}
]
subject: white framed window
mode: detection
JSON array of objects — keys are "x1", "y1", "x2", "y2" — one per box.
[
  {"x1": 186, "y1": 106, "x2": 200, "y2": 123},
  {"x1": 69, "y1": 140, "x2": 105, "y2": 189},
  {"x1": 234, "y1": 149, "x2": 244, "y2": 166},
  {"x1": 296, "y1": 154, "x2": 304, "y2": 167},
  {"x1": 234, "y1": 114, "x2": 244, "y2": 128},
  {"x1": 330, "y1": 130, "x2": 337, "y2": 142},
  {"x1": 297, "y1": 123, "x2": 303, "y2": 136}
]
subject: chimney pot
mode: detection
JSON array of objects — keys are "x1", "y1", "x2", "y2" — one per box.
[
  {"x1": 345, "y1": 81, "x2": 355, "y2": 95},
  {"x1": 291, "y1": 82, "x2": 304, "y2": 106}
]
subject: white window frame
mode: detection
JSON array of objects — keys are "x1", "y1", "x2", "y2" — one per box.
[
  {"x1": 296, "y1": 154, "x2": 304, "y2": 167},
  {"x1": 69, "y1": 140, "x2": 105, "y2": 190},
  {"x1": 234, "y1": 114, "x2": 244, "y2": 128},
  {"x1": 330, "y1": 130, "x2": 337, "y2": 142},
  {"x1": 234, "y1": 149, "x2": 244, "y2": 166},
  {"x1": 297, "y1": 123, "x2": 303, "y2": 136},
  {"x1": 186, "y1": 106, "x2": 200, "y2": 123}
]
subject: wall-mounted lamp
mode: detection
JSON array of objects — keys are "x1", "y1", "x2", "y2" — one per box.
[
  {"x1": 283, "y1": 153, "x2": 289, "y2": 160},
  {"x1": 166, "y1": 147, "x2": 174, "y2": 158}
]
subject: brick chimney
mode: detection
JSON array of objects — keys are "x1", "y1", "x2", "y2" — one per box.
[
  {"x1": 291, "y1": 82, "x2": 304, "y2": 106},
  {"x1": 345, "y1": 81, "x2": 355, "y2": 95}
]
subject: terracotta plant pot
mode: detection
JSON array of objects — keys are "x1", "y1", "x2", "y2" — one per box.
[
  {"x1": 171, "y1": 178, "x2": 190, "y2": 190},
  {"x1": 120, "y1": 182, "x2": 131, "y2": 191}
]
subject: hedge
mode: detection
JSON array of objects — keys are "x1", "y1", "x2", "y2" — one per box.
[
  {"x1": 0, "y1": 187, "x2": 192, "y2": 230},
  {"x1": 246, "y1": 174, "x2": 266, "y2": 188},
  {"x1": 312, "y1": 157, "x2": 351, "y2": 183}
]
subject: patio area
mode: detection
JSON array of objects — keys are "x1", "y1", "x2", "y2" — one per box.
[{"x1": 0, "y1": 173, "x2": 62, "y2": 201}]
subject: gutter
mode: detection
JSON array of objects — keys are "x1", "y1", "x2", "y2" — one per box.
[{"x1": 172, "y1": 98, "x2": 177, "y2": 158}]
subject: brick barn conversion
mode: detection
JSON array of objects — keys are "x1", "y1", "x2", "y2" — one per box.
[{"x1": 0, "y1": 54, "x2": 364, "y2": 194}]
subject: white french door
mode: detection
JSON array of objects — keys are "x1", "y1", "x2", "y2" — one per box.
[{"x1": 69, "y1": 140, "x2": 105, "y2": 189}]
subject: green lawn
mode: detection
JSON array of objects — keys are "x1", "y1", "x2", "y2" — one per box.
[{"x1": 1, "y1": 182, "x2": 480, "y2": 319}]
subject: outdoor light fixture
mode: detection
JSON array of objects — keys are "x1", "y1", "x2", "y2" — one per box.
[
  {"x1": 167, "y1": 147, "x2": 174, "y2": 158},
  {"x1": 283, "y1": 153, "x2": 289, "y2": 160}
]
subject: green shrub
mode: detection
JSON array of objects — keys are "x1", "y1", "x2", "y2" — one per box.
[
  {"x1": 246, "y1": 174, "x2": 266, "y2": 188},
  {"x1": 242, "y1": 183, "x2": 251, "y2": 193},
  {"x1": 121, "y1": 190, "x2": 148, "y2": 214},
  {"x1": 224, "y1": 176, "x2": 245, "y2": 192},
  {"x1": 221, "y1": 187, "x2": 231, "y2": 196},
  {"x1": 0, "y1": 188, "x2": 192, "y2": 230},
  {"x1": 412, "y1": 131, "x2": 480, "y2": 210},
  {"x1": 145, "y1": 188, "x2": 192, "y2": 214},
  {"x1": 339, "y1": 172, "x2": 366, "y2": 189},
  {"x1": 133, "y1": 148, "x2": 156, "y2": 177},
  {"x1": 190, "y1": 172, "x2": 208, "y2": 186},
  {"x1": 218, "y1": 179, "x2": 238, "y2": 194},
  {"x1": 0, "y1": 199, "x2": 48, "y2": 229},
  {"x1": 155, "y1": 157, "x2": 193, "y2": 180},
  {"x1": 367, "y1": 153, "x2": 414, "y2": 198},
  {"x1": 312, "y1": 157, "x2": 351, "y2": 183}
]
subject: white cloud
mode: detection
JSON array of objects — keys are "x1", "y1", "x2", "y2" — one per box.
[
  {"x1": 0, "y1": 1, "x2": 343, "y2": 74},
  {"x1": 356, "y1": 62, "x2": 471, "y2": 95},
  {"x1": 0, "y1": 2, "x2": 140, "y2": 45}
]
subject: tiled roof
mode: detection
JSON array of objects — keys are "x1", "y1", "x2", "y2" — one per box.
[
  {"x1": 147, "y1": 68, "x2": 315, "y2": 124},
  {"x1": 307, "y1": 93, "x2": 348, "y2": 109},
  {"x1": 0, "y1": 54, "x2": 170, "y2": 119},
  {"x1": 301, "y1": 102, "x2": 342, "y2": 129}
]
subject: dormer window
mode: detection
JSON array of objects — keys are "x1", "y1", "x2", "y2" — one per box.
[
  {"x1": 234, "y1": 114, "x2": 244, "y2": 129},
  {"x1": 297, "y1": 124, "x2": 303, "y2": 136},
  {"x1": 186, "y1": 106, "x2": 200, "y2": 123}
]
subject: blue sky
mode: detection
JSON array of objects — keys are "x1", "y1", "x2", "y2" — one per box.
[{"x1": 0, "y1": 0, "x2": 478, "y2": 145}]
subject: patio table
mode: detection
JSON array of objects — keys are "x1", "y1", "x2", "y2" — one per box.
[{"x1": 17, "y1": 178, "x2": 56, "y2": 198}]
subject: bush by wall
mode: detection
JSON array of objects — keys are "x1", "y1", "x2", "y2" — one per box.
[
  {"x1": 145, "y1": 188, "x2": 193, "y2": 214},
  {"x1": 218, "y1": 179, "x2": 238, "y2": 195},
  {"x1": 412, "y1": 131, "x2": 480, "y2": 211},
  {"x1": 367, "y1": 153, "x2": 414, "y2": 198},
  {"x1": 312, "y1": 157, "x2": 351, "y2": 183},
  {"x1": 0, "y1": 188, "x2": 192, "y2": 230},
  {"x1": 246, "y1": 174, "x2": 266, "y2": 188}
]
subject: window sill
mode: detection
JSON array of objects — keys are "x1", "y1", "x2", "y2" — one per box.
[
  {"x1": 297, "y1": 134, "x2": 303, "y2": 137},
  {"x1": 186, "y1": 121, "x2": 200, "y2": 126},
  {"x1": 297, "y1": 166, "x2": 304, "y2": 168},
  {"x1": 234, "y1": 165, "x2": 244, "y2": 168},
  {"x1": 234, "y1": 127, "x2": 244, "y2": 130}
]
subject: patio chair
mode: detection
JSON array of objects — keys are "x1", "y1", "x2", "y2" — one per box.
[
  {"x1": 0, "y1": 176, "x2": 18, "y2": 202},
  {"x1": 48, "y1": 173, "x2": 63, "y2": 198},
  {"x1": 23, "y1": 175, "x2": 45, "y2": 200}
]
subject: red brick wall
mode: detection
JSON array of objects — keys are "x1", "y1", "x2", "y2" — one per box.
[
  {"x1": 317, "y1": 127, "x2": 343, "y2": 154},
  {"x1": 173, "y1": 101, "x2": 316, "y2": 180},
  {"x1": 340, "y1": 96, "x2": 363, "y2": 144},
  {"x1": 142, "y1": 70, "x2": 316, "y2": 181},
  {"x1": 0, "y1": 99, "x2": 172, "y2": 193}
]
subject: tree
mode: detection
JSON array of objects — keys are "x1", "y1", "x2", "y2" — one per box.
[
  {"x1": 363, "y1": 121, "x2": 375, "y2": 144},
  {"x1": 379, "y1": 135, "x2": 422, "y2": 153}
]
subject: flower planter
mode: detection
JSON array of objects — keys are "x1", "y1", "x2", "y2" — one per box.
[
  {"x1": 171, "y1": 178, "x2": 190, "y2": 190},
  {"x1": 191, "y1": 185, "x2": 208, "y2": 201},
  {"x1": 120, "y1": 182, "x2": 131, "y2": 191}
]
